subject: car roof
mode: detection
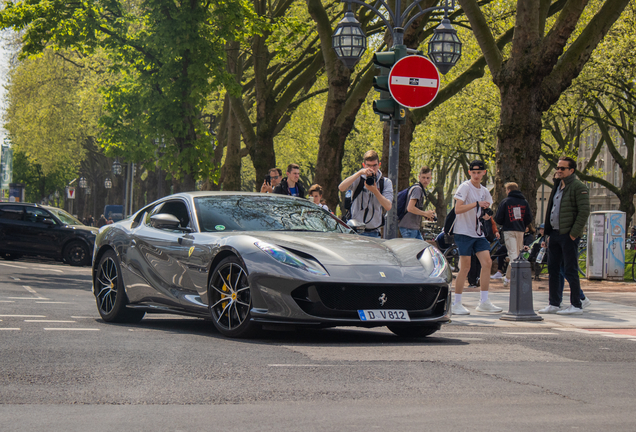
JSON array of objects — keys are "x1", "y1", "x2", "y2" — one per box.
[{"x1": 0, "y1": 202, "x2": 59, "y2": 211}]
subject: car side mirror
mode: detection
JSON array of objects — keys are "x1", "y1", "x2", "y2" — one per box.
[
  {"x1": 347, "y1": 219, "x2": 365, "y2": 232},
  {"x1": 150, "y1": 213, "x2": 181, "y2": 230},
  {"x1": 42, "y1": 218, "x2": 55, "y2": 226}
]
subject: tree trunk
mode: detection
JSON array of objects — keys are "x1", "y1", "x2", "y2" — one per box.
[
  {"x1": 494, "y1": 84, "x2": 543, "y2": 213},
  {"x1": 221, "y1": 110, "x2": 243, "y2": 191}
]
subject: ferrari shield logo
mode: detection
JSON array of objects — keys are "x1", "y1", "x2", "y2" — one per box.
[
  {"x1": 188, "y1": 246, "x2": 195, "y2": 257},
  {"x1": 379, "y1": 272, "x2": 386, "y2": 278}
]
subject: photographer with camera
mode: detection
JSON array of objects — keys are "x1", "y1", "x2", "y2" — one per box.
[
  {"x1": 273, "y1": 164, "x2": 305, "y2": 198},
  {"x1": 260, "y1": 168, "x2": 282, "y2": 193},
  {"x1": 494, "y1": 182, "x2": 533, "y2": 287},
  {"x1": 338, "y1": 150, "x2": 393, "y2": 238},
  {"x1": 398, "y1": 166, "x2": 436, "y2": 240}
]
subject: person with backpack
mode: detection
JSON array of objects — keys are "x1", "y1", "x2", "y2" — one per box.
[
  {"x1": 338, "y1": 150, "x2": 393, "y2": 238},
  {"x1": 494, "y1": 182, "x2": 533, "y2": 287},
  {"x1": 451, "y1": 160, "x2": 503, "y2": 315},
  {"x1": 397, "y1": 166, "x2": 436, "y2": 240}
]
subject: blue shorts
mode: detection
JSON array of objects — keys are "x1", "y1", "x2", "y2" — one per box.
[{"x1": 455, "y1": 234, "x2": 490, "y2": 256}]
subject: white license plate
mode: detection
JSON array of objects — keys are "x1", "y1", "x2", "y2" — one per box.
[{"x1": 357, "y1": 309, "x2": 410, "y2": 322}]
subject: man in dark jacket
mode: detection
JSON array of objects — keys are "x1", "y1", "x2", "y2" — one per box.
[
  {"x1": 494, "y1": 182, "x2": 533, "y2": 286},
  {"x1": 539, "y1": 156, "x2": 590, "y2": 315},
  {"x1": 273, "y1": 163, "x2": 305, "y2": 198}
]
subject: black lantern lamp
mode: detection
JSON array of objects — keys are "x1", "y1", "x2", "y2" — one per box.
[
  {"x1": 332, "y1": 10, "x2": 367, "y2": 70},
  {"x1": 79, "y1": 177, "x2": 88, "y2": 188},
  {"x1": 112, "y1": 159, "x2": 122, "y2": 176},
  {"x1": 427, "y1": 18, "x2": 462, "y2": 74},
  {"x1": 104, "y1": 178, "x2": 112, "y2": 189}
]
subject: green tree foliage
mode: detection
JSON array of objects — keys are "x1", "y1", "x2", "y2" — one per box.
[
  {"x1": 0, "y1": 0, "x2": 253, "y2": 191},
  {"x1": 4, "y1": 49, "x2": 100, "y2": 176},
  {"x1": 540, "y1": 4, "x2": 636, "y2": 222},
  {"x1": 459, "y1": 0, "x2": 631, "y2": 208}
]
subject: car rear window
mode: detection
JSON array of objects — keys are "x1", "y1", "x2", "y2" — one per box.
[
  {"x1": 0, "y1": 205, "x2": 24, "y2": 221},
  {"x1": 194, "y1": 196, "x2": 351, "y2": 233}
]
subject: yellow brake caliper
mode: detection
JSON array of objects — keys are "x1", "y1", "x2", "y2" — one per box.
[{"x1": 221, "y1": 273, "x2": 231, "y2": 312}]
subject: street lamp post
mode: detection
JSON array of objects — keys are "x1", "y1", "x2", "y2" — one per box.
[{"x1": 332, "y1": 0, "x2": 461, "y2": 239}]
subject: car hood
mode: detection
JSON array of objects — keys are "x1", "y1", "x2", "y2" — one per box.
[
  {"x1": 242, "y1": 231, "x2": 427, "y2": 267},
  {"x1": 65, "y1": 224, "x2": 99, "y2": 235}
]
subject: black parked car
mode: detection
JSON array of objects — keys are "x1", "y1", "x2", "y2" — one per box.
[{"x1": 0, "y1": 203, "x2": 99, "y2": 266}]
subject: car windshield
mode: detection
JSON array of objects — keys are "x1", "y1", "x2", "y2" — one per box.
[
  {"x1": 48, "y1": 207, "x2": 83, "y2": 225},
  {"x1": 194, "y1": 195, "x2": 353, "y2": 233}
]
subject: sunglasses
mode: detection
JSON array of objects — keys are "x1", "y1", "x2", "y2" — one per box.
[{"x1": 555, "y1": 166, "x2": 572, "y2": 171}]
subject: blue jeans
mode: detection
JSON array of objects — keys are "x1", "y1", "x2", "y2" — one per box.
[
  {"x1": 399, "y1": 228, "x2": 423, "y2": 240},
  {"x1": 358, "y1": 230, "x2": 381, "y2": 238}
]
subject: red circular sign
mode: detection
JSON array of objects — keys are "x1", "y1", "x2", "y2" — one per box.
[{"x1": 388, "y1": 56, "x2": 440, "y2": 109}]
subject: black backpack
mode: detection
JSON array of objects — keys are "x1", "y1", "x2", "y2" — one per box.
[{"x1": 396, "y1": 183, "x2": 425, "y2": 222}]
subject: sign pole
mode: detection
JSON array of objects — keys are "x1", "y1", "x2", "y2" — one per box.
[{"x1": 385, "y1": 119, "x2": 401, "y2": 239}]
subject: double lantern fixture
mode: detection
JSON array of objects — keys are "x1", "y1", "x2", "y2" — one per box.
[
  {"x1": 331, "y1": 0, "x2": 462, "y2": 74},
  {"x1": 78, "y1": 159, "x2": 122, "y2": 191}
]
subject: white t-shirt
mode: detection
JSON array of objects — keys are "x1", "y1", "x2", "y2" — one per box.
[{"x1": 453, "y1": 180, "x2": 493, "y2": 238}]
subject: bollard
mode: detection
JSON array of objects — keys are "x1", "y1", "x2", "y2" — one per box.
[{"x1": 500, "y1": 250, "x2": 543, "y2": 321}]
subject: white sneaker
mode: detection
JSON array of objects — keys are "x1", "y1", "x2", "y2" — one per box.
[
  {"x1": 581, "y1": 298, "x2": 592, "y2": 309},
  {"x1": 557, "y1": 305, "x2": 583, "y2": 315},
  {"x1": 503, "y1": 278, "x2": 510, "y2": 287},
  {"x1": 491, "y1": 271, "x2": 503, "y2": 279},
  {"x1": 452, "y1": 303, "x2": 470, "y2": 315},
  {"x1": 538, "y1": 305, "x2": 560, "y2": 314},
  {"x1": 476, "y1": 300, "x2": 503, "y2": 313}
]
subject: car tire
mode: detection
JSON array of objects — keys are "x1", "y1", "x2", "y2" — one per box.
[
  {"x1": 387, "y1": 325, "x2": 439, "y2": 338},
  {"x1": 1, "y1": 253, "x2": 22, "y2": 261},
  {"x1": 208, "y1": 256, "x2": 258, "y2": 338},
  {"x1": 63, "y1": 241, "x2": 90, "y2": 266},
  {"x1": 95, "y1": 250, "x2": 145, "y2": 323}
]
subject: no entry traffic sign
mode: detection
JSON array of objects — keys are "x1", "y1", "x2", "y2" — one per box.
[{"x1": 388, "y1": 55, "x2": 440, "y2": 109}]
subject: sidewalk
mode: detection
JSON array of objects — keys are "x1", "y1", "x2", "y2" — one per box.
[{"x1": 451, "y1": 277, "x2": 636, "y2": 329}]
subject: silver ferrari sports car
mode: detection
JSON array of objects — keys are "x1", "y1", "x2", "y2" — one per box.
[{"x1": 92, "y1": 192, "x2": 451, "y2": 338}]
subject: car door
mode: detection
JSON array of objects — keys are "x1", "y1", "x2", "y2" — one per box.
[
  {"x1": 20, "y1": 207, "x2": 63, "y2": 257},
  {"x1": 127, "y1": 199, "x2": 204, "y2": 311},
  {"x1": 0, "y1": 205, "x2": 25, "y2": 253}
]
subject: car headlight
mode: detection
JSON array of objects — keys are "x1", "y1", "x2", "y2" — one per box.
[
  {"x1": 419, "y1": 246, "x2": 450, "y2": 280},
  {"x1": 254, "y1": 241, "x2": 328, "y2": 276}
]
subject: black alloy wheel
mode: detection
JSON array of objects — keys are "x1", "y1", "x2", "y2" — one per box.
[
  {"x1": 387, "y1": 325, "x2": 439, "y2": 338},
  {"x1": 208, "y1": 256, "x2": 257, "y2": 338},
  {"x1": 64, "y1": 241, "x2": 90, "y2": 266},
  {"x1": 95, "y1": 250, "x2": 145, "y2": 323}
]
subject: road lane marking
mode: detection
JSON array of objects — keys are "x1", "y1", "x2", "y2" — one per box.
[
  {"x1": 0, "y1": 262, "x2": 29, "y2": 269},
  {"x1": 36, "y1": 302, "x2": 73, "y2": 304},
  {"x1": 28, "y1": 266, "x2": 64, "y2": 273},
  {"x1": 22, "y1": 285, "x2": 44, "y2": 297},
  {"x1": 0, "y1": 328, "x2": 20, "y2": 331},
  {"x1": 268, "y1": 364, "x2": 340, "y2": 367},
  {"x1": 43, "y1": 328, "x2": 99, "y2": 331},
  {"x1": 0, "y1": 301, "x2": 15, "y2": 303},
  {"x1": 0, "y1": 315, "x2": 46, "y2": 318},
  {"x1": 8, "y1": 297, "x2": 51, "y2": 300},
  {"x1": 10, "y1": 277, "x2": 21, "y2": 280},
  {"x1": 503, "y1": 332, "x2": 558, "y2": 335},
  {"x1": 25, "y1": 320, "x2": 76, "y2": 323},
  {"x1": 71, "y1": 316, "x2": 95, "y2": 319}
]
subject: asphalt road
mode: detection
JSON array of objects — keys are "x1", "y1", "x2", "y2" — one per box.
[{"x1": 1, "y1": 259, "x2": 635, "y2": 431}]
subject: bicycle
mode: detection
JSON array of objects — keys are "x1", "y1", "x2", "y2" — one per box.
[{"x1": 442, "y1": 237, "x2": 505, "y2": 274}]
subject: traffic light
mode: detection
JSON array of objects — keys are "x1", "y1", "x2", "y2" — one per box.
[{"x1": 372, "y1": 46, "x2": 407, "y2": 122}]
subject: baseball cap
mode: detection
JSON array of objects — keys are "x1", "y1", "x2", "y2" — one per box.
[
  {"x1": 469, "y1": 160, "x2": 486, "y2": 171},
  {"x1": 539, "y1": 224, "x2": 545, "y2": 229}
]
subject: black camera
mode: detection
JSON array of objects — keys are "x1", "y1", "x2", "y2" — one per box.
[
  {"x1": 365, "y1": 174, "x2": 376, "y2": 185},
  {"x1": 482, "y1": 207, "x2": 493, "y2": 216},
  {"x1": 264, "y1": 175, "x2": 271, "y2": 186}
]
